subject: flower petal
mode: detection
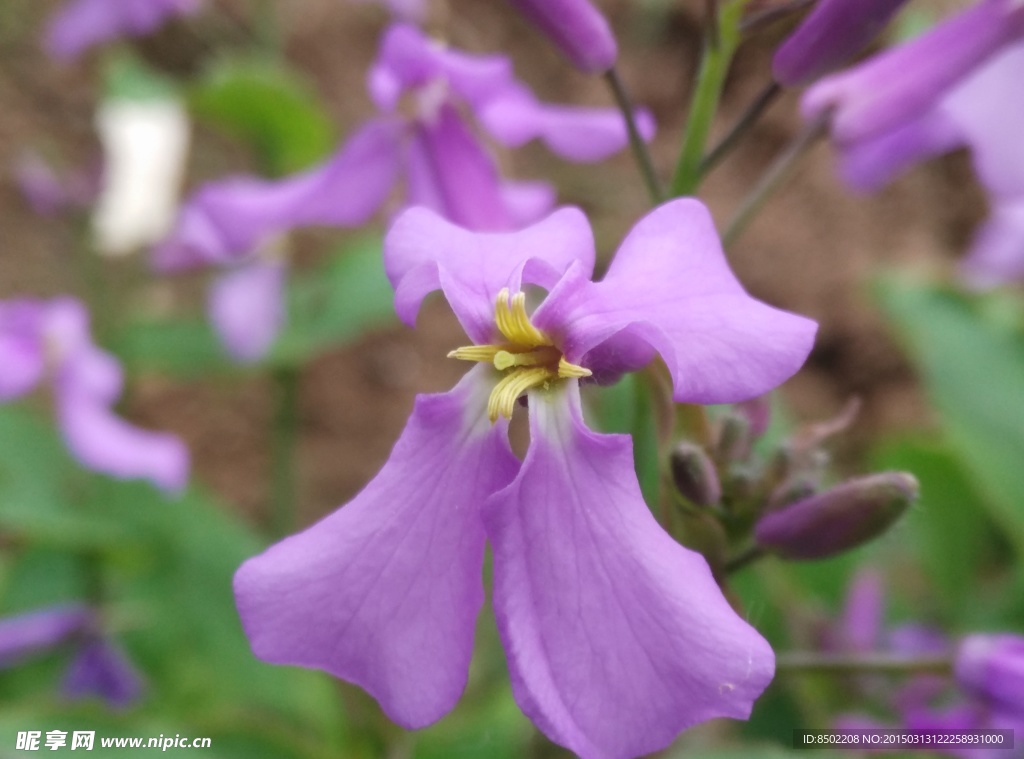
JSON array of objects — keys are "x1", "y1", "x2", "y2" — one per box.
[
  {"x1": 405, "y1": 106, "x2": 513, "y2": 232},
  {"x1": 208, "y1": 260, "x2": 286, "y2": 363},
  {"x1": 960, "y1": 199, "x2": 1024, "y2": 288},
  {"x1": 55, "y1": 347, "x2": 189, "y2": 494},
  {"x1": 0, "y1": 301, "x2": 45, "y2": 401},
  {"x1": 801, "y1": 0, "x2": 1024, "y2": 144},
  {"x1": 533, "y1": 198, "x2": 817, "y2": 403},
  {"x1": 385, "y1": 206, "x2": 595, "y2": 343},
  {"x1": 837, "y1": 110, "x2": 962, "y2": 192},
  {"x1": 62, "y1": 639, "x2": 145, "y2": 709},
  {"x1": 44, "y1": 0, "x2": 200, "y2": 62},
  {"x1": 480, "y1": 88, "x2": 654, "y2": 162},
  {"x1": 153, "y1": 118, "x2": 401, "y2": 271},
  {"x1": 499, "y1": 180, "x2": 557, "y2": 228},
  {"x1": 234, "y1": 368, "x2": 520, "y2": 729},
  {"x1": 483, "y1": 383, "x2": 775, "y2": 759},
  {"x1": 0, "y1": 604, "x2": 91, "y2": 667}
]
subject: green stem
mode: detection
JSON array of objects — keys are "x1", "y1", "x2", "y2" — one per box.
[
  {"x1": 722, "y1": 112, "x2": 828, "y2": 247},
  {"x1": 669, "y1": 0, "x2": 746, "y2": 197},
  {"x1": 604, "y1": 68, "x2": 663, "y2": 204},
  {"x1": 270, "y1": 366, "x2": 301, "y2": 538},
  {"x1": 699, "y1": 80, "x2": 781, "y2": 176},
  {"x1": 776, "y1": 652, "x2": 955, "y2": 676},
  {"x1": 723, "y1": 544, "x2": 766, "y2": 574}
]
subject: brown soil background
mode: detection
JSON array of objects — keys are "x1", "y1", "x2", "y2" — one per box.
[{"x1": 0, "y1": 0, "x2": 983, "y2": 528}]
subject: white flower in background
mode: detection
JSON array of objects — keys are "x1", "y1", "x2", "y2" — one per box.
[{"x1": 92, "y1": 98, "x2": 190, "y2": 256}]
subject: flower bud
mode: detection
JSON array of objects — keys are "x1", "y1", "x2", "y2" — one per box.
[
  {"x1": 504, "y1": 0, "x2": 618, "y2": 74},
  {"x1": 715, "y1": 412, "x2": 750, "y2": 464},
  {"x1": 670, "y1": 441, "x2": 721, "y2": 507},
  {"x1": 954, "y1": 634, "x2": 1024, "y2": 711},
  {"x1": 754, "y1": 472, "x2": 917, "y2": 560},
  {"x1": 773, "y1": 0, "x2": 909, "y2": 87}
]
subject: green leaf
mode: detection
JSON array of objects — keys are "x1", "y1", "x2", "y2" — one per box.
[
  {"x1": 270, "y1": 236, "x2": 396, "y2": 367},
  {"x1": 190, "y1": 57, "x2": 336, "y2": 175},
  {"x1": 875, "y1": 278, "x2": 1024, "y2": 557},
  {"x1": 113, "y1": 317, "x2": 233, "y2": 379},
  {"x1": 870, "y1": 437, "x2": 998, "y2": 615}
]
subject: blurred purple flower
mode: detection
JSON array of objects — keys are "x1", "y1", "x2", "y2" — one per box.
[
  {"x1": 956, "y1": 635, "x2": 1024, "y2": 716},
  {"x1": 62, "y1": 638, "x2": 145, "y2": 709},
  {"x1": 803, "y1": 2, "x2": 1024, "y2": 284},
  {"x1": 0, "y1": 297, "x2": 188, "y2": 493},
  {"x1": 43, "y1": 0, "x2": 201, "y2": 62},
  {"x1": 13, "y1": 152, "x2": 99, "y2": 217},
  {"x1": 235, "y1": 198, "x2": 816, "y2": 757},
  {"x1": 0, "y1": 605, "x2": 91, "y2": 668},
  {"x1": 773, "y1": 0, "x2": 909, "y2": 86},
  {"x1": 154, "y1": 22, "x2": 653, "y2": 362},
  {"x1": 0, "y1": 605, "x2": 144, "y2": 710},
  {"x1": 504, "y1": 0, "x2": 618, "y2": 73}
]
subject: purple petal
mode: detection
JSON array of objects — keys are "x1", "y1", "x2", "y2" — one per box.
[
  {"x1": 44, "y1": 0, "x2": 200, "y2": 62},
  {"x1": 802, "y1": 0, "x2": 1024, "y2": 144},
  {"x1": 483, "y1": 383, "x2": 774, "y2": 758},
  {"x1": 499, "y1": 180, "x2": 557, "y2": 227},
  {"x1": 836, "y1": 570, "x2": 884, "y2": 653},
  {"x1": 941, "y1": 42, "x2": 1024, "y2": 199},
  {"x1": 0, "y1": 605, "x2": 91, "y2": 667},
  {"x1": 0, "y1": 300, "x2": 46, "y2": 401},
  {"x1": 533, "y1": 199, "x2": 818, "y2": 403},
  {"x1": 504, "y1": 0, "x2": 618, "y2": 74},
  {"x1": 961, "y1": 200, "x2": 1024, "y2": 288},
  {"x1": 384, "y1": 205, "x2": 595, "y2": 343},
  {"x1": 480, "y1": 87, "x2": 655, "y2": 162},
  {"x1": 772, "y1": 0, "x2": 909, "y2": 87},
  {"x1": 14, "y1": 152, "x2": 71, "y2": 216},
  {"x1": 54, "y1": 346, "x2": 189, "y2": 494},
  {"x1": 61, "y1": 639, "x2": 144, "y2": 709},
  {"x1": 405, "y1": 106, "x2": 513, "y2": 231},
  {"x1": 234, "y1": 368, "x2": 520, "y2": 728},
  {"x1": 955, "y1": 634, "x2": 1024, "y2": 712},
  {"x1": 153, "y1": 118, "x2": 401, "y2": 272},
  {"x1": 838, "y1": 110, "x2": 963, "y2": 192},
  {"x1": 208, "y1": 260, "x2": 286, "y2": 363}
]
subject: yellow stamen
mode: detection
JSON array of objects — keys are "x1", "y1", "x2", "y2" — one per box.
[
  {"x1": 448, "y1": 345, "x2": 501, "y2": 363},
  {"x1": 494, "y1": 288, "x2": 551, "y2": 347},
  {"x1": 487, "y1": 367, "x2": 551, "y2": 422},
  {"x1": 557, "y1": 356, "x2": 592, "y2": 379}
]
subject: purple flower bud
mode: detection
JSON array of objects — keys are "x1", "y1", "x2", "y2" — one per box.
[
  {"x1": 773, "y1": 0, "x2": 909, "y2": 87},
  {"x1": 754, "y1": 472, "x2": 917, "y2": 560},
  {"x1": 669, "y1": 441, "x2": 721, "y2": 507},
  {"x1": 0, "y1": 605, "x2": 91, "y2": 667},
  {"x1": 955, "y1": 634, "x2": 1024, "y2": 713},
  {"x1": 504, "y1": 0, "x2": 618, "y2": 73},
  {"x1": 62, "y1": 638, "x2": 144, "y2": 709},
  {"x1": 803, "y1": 0, "x2": 1024, "y2": 144}
]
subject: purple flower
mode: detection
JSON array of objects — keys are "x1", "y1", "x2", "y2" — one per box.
[
  {"x1": 802, "y1": 0, "x2": 1024, "y2": 144},
  {"x1": 13, "y1": 152, "x2": 99, "y2": 217},
  {"x1": 0, "y1": 605, "x2": 91, "y2": 668},
  {"x1": 155, "y1": 23, "x2": 652, "y2": 362},
  {"x1": 773, "y1": 0, "x2": 909, "y2": 87},
  {"x1": 234, "y1": 199, "x2": 816, "y2": 757},
  {"x1": 805, "y1": 2, "x2": 1024, "y2": 285},
  {"x1": 503, "y1": 0, "x2": 618, "y2": 73},
  {"x1": 0, "y1": 298, "x2": 189, "y2": 493},
  {"x1": 43, "y1": 0, "x2": 201, "y2": 62},
  {"x1": 62, "y1": 638, "x2": 144, "y2": 709},
  {"x1": 956, "y1": 635, "x2": 1024, "y2": 716}
]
